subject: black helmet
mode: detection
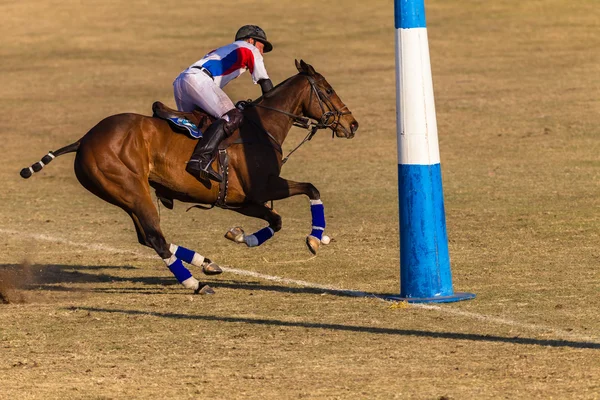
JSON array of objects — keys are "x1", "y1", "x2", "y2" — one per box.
[{"x1": 235, "y1": 25, "x2": 273, "y2": 53}]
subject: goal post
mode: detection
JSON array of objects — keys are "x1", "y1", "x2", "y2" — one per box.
[{"x1": 390, "y1": 0, "x2": 475, "y2": 303}]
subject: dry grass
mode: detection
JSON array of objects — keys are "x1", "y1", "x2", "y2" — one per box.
[{"x1": 1, "y1": 0, "x2": 599, "y2": 398}]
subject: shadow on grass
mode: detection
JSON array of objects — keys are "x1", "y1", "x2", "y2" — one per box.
[
  {"x1": 3, "y1": 264, "x2": 599, "y2": 350},
  {"x1": 0, "y1": 264, "x2": 378, "y2": 298},
  {"x1": 0, "y1": 263, "x2": 173, "y2": 291},
  {"x1": 70, "y1": 306, "x2": 600, "y2": 350},
  {"x1": 208, "y1": 279, "x2": 375, "y2": 297}
]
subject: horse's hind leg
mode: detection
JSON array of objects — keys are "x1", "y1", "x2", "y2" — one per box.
[
  {"x1": 128, "y1": 212, "x2": 148, "y2": 246},
  {"x1": 225, "y1": 203, "x2": 281, "y2": 247},
  {"x1": 76, "y1": 161, "x2": 216, "y2": 292},
  {"x1": 129, "y1": 193, "x2": 218, "y2": 292}
]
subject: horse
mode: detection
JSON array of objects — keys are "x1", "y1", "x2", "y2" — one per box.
[{"x1": 19, "y1": 60, "x2": 359, "y2": 294}]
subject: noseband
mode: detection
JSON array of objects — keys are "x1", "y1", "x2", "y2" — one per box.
[{"x1": 305, "y1": 75, "x2": 352, "y2": 133}]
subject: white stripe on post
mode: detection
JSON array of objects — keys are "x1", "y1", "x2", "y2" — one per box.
[{"x1": 395, "y1": 28, "x2": 440, "y2": 165}]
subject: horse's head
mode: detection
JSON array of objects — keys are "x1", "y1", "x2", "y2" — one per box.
[{"x1": 295, "y1": 59, "x2": 359, "y2": 139}]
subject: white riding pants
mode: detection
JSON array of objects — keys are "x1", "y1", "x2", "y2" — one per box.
[{"x1": 173, "y1": 71, "x2": 235, "y2": 119}]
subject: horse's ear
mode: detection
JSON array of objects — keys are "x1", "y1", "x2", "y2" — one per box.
[
  {"x1": 300, "y1": 59, "x2": 316, "y2": 76},
  {"x1": 295, "y1": 59, "x2": 302, "y2": 72}
]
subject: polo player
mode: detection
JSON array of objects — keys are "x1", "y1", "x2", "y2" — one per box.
[{"x1": 173, "y1": 25, "x2": 274, "y2": 183}]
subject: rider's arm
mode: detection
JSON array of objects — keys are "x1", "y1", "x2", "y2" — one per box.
[
  {"x1": 248, "y1": 47, "x2": 270, "y2": 85},
  {"x1": 258, "y1": 79, "x2": 273, "y2": 94}
]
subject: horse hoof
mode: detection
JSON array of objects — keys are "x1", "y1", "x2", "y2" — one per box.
[
  {"x1": 195, "y1": 284, "x2": 215, "y2": 295},
  {"x1": 202, "y1": 260, "x2": 223, "y2": 275},
  {"x1": 225, "y1": 227, "x2": 245, "y2": 244},
  {"x1": 306, "y1": 235, "x2": 320, "y2": 255}
]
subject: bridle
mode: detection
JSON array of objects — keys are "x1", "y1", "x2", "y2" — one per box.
[{"x1": 241, "y1": 74, "x2": 352, "y2": 164}]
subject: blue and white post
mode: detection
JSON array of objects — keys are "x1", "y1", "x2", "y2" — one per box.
[{"x1": 391, "y1": 0, "x2": 475, "y2": 303}]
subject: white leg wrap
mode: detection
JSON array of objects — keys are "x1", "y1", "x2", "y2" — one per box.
[
  {"x1": 181, "y1": 277, "x2": 200, "y2": 290},
  {"x1": 244, "y1": 235, "x2": 259, "y2": 247},
  {"x1": 190, "y1": 253, "x2": 205, "y2": 267},
  {"x1": 169, "y1": 243, "x2": 205, "y2": 267},
  {"x1": 310, "y1": 199, "x2": 323, "y2": 205},
  {"x1": 163, "y1": 255, "x2": 177, "y2": 266}
]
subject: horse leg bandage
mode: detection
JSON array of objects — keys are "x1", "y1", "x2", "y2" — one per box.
[
  {"x1": 244, "y1": 227, "x2": 275, "y2": 247},
  {"x1": 169, "y1": 244, "x2": 205, "y2": 267},
  {"x1": 163, "y1": 255, "x2": 199, "y2": 290},
  {"x1": 309, "y1": 199, "x2": 326, "y2": 240}
]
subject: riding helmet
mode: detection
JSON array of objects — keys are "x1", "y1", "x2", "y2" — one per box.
[{"x1": 235, "y1": 25, "x2": 273, "y2": 53}]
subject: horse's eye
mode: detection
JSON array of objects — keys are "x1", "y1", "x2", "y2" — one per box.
[{"x1": 326, "y1": 88, "x2": 334, "y2": 95}]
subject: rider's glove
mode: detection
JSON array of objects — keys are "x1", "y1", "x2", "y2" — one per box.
[{"x1": 258, "y1": 79, "x2": 274, "y2": 95}]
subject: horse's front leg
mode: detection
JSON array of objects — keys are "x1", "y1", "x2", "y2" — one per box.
[
  {"x1": 225, "y1": 203, "x2": 282, "y2": 247},
  {"x1": 255, "y1": 176, "x2": 327, "y2": 255}
]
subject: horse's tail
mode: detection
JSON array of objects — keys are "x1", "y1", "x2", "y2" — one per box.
[{"x1": 19, "y1": 141, "x2": 80, "y2": 179}]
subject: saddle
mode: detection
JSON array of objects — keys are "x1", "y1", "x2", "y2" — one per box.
[{"x1": 152, "y1": 101, "x2": 212, "y2": 139}]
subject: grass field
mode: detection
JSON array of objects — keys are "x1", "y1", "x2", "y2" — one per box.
[{"x1": 1, "y1": 0, "x2": 599, "y2": 398}]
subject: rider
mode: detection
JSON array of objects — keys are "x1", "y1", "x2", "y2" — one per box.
[{"x1": 173, "y1": 25, "x2": 274, "y2": 183}]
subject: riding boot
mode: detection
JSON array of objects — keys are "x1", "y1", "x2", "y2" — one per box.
[{"x1": 186, "y1": 120, "x2": 227, "y2": 182}]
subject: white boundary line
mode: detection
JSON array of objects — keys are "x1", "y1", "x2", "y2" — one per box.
[{"x1": 1, "y1": 228, "x2": 598, "y2": 343}]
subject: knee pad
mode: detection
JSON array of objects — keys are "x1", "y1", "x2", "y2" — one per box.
[{"x1": 221, "y1": 108, "x2": 244, "y2": 136}]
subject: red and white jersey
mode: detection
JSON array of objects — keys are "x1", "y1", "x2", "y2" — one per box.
[{"x1": 187, "y1": 41, "x2": 270, "y2": 89}]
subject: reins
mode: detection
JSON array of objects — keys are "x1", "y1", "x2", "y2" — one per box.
[
  {"x1": 239, "y1": 74, "x2": 351, "y2": 165},
  {"x1": 281, "y1": 126, "x2": 319, "y2": 165}
]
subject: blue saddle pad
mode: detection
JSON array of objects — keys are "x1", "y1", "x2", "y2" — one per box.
[{"x1": 167, "y1": 117, "x2": 202, "y2": 139}]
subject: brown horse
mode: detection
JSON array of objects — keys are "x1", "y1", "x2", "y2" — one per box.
[{"x1": 20, "y1": 60, "x2": 359, "y2": 294}]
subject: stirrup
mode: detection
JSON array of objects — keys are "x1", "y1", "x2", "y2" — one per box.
[{"x1": 187, "y1": 159, "x2": 223, "y2": 183}]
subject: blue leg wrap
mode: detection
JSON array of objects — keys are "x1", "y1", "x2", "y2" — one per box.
[
  {"x1": 174, "y1": 245, "x2": 195, "y2": 264},
  {"x1": 166, "y1": 257, "x2": 193, "y2": 283},
  {"x1": 253, "y1": 227, "x2": 275, "y2": 246},
  {"x1": 310, "y1": 200, "x2": 326, "y2": 240},
  {"x1": 310, "y1": 227, "x2": 324, "y2": 240}
]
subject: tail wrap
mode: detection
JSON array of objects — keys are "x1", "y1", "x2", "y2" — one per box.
[{"x1": 20, "y1": 141, "x2": 80, "y2": 179}]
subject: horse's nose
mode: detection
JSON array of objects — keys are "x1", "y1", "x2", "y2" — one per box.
[{"x1": 350, "y1": 121, "x2": 359, "y2": 134}]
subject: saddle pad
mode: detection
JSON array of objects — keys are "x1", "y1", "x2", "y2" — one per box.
[
  {"x1": 152, "y1": 101, "x2": 205, "y2": 139},
  {"x1": 166, "y1": 117, "x2": 202, "y2": 139}
]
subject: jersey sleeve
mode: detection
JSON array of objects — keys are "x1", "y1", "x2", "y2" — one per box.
[{"x1": 249, "y1": 48, "x2": 270, "y2": 84}]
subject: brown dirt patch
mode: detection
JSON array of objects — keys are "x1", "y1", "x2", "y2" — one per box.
[{"x1": 0, "y1": 262, "x2": 31, "y2": 304}]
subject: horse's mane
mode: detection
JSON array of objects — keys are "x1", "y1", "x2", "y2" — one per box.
[{"x1": 254, "y1": 73, "x2": 309, "y2": 104}]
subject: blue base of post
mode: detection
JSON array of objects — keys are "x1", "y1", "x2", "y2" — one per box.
[{"x1": 384, "y1": 292, "x2": 476, "y2": 304}]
